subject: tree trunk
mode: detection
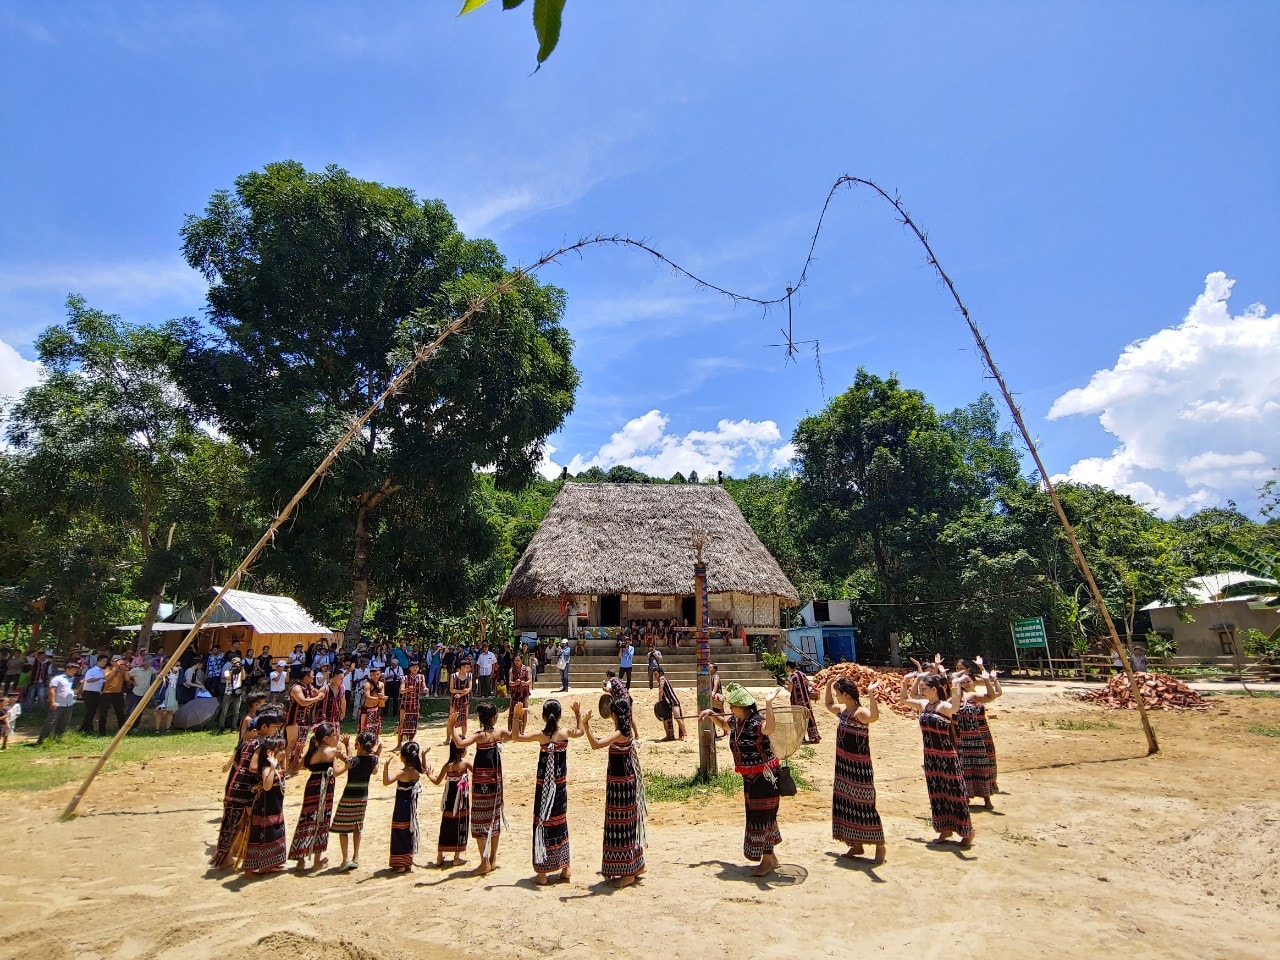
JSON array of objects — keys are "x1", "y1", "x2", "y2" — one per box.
[
  {"x1": 136, "y1": 587, "x2": 165, "y2": 653},
  {"x1": 345, "y1": 504, "x2": 373, "y2": 645},
  {"x1": 888, "y1": 631, "x2": 902, "y2": 667}
]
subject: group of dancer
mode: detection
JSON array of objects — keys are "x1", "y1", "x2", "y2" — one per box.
[
  {"x1": 209, "y1": 651, "x2": 1000, "y2": 884},
  {"x1": 211, "y1": 683, "x2": 648, "y2": 887}
]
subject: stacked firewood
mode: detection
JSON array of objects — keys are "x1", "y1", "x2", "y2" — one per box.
[
  {"x1": 1073, "y1": 672, "x2": 1210, "y2": 711},
  {"x1": 811, "y1": 662, "x2": 916, "y2": 717}
]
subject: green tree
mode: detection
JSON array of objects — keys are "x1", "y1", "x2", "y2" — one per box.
[
  {"x1": 790, "y1": 369, "x2": 972, "y2": 658},
  {"x1": 4, "y1": 297, "x2": 204, "y2": 648},
  {"x1": 178, "y1": 162, "x2": 578, "y2": 642}
]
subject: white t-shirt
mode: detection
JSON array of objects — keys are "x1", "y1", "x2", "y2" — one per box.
[
  {"x1": 269, "y1": 670, "x2": 287, "y2": 693},
  {"x1": 49, "y1": 674, "x2": 77, "y2": 708},
  {"x1": 82, "y1": 665, "x2": 106, "y2": 693},
  {"x1": 477, "y1": 651, "x2": 497, "y2": 676}
]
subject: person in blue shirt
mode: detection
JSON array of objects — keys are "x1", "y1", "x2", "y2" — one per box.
[
  {"x1": 618, "y1": 639, "x2": 635, "y2": 689},
  {"x1": 392, "y1": 643, "x2": 410, "y2": 671}
]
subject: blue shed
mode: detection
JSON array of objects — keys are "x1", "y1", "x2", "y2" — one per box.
[{"x1": 786, "y1": 599, "x2": 858, "y2": 670}]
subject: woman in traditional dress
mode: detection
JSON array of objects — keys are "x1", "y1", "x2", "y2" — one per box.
[
  {"x1": 239, "y1": 735, "x2": 288, "y2": 875},
  {"x1": 288, "y1": 721, "x2": 345, "y2": 872},
  {"x1": 333, "y1": 730, "x2": 381, "y2": 870},
  {"x1": 454, "y1": 702, "x2": 509, "y2": 875},
  {"x1": 319, "y1": 665, "x2": 347, "y2": 729},
  {"x1": 284, "y1": 668, "x2": 325, "y2": 773},
  {"x1": 430, "y1": 740, "x2": 472, "y2": 867},
  {"x1": 820, "y1": 676, "x2": 887, "y2": 864},
  {"x1": 396, "y1": 660, "x2": 426, "y2": 748},
  {"x1": 787, "y1": 661, "x2": 821, "y2": 744},
  {"x1": 512, "y1": 698, "x2": 583, "y2": 884},
  {"x1": 447, "y1": 657, "x2": 474, "y2": 743},
  {"x1": 581, "y1": 696, "x2": 646, "y2": 887},
  {"x1": 700, "y1": 684, "x2": 785, "y2": 876},
  {"x1": 238, "y1": 694, "x2": 267, "y2": 741},
  {"x1": 902, "y1": 671, "x2": 974, "y2": 847},
  {"x1": 212, "y1": 709, "x2": 283, "y2": 868},
  {"x1": 655, "y1": 668, "x2": 686, "y2": 741},
  {"x1": 954, "y1": 658, "x2": 1001, "y2": 810},
  {"x1": 507, "y1": 655, "x2": 532, "y2": 736},
  {"x1": 359, "y1": 666, "x2": 386, "y2": 738},
  {"x1": 384, "y1": 740, "x2": 428, "y2": 873}
]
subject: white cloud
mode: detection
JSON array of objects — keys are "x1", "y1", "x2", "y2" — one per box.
[
  {"x1": 0, "y1": 338, "x2": 42, "y2": 401},
  {"x1": 1048, "y1": 272, "x2": 1280, "y2": 515},
  {"x1": 535, "y1": 441, "x2": 564, "y2": 481},
  {"x1": 564, "y1": 409, "x2": 790, "y2": 479}
]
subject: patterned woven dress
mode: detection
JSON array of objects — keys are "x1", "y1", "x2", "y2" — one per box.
[
  {"x1": 728, "y1": 713, "x2": 782, "y2": 862},
  {"x1": 389, "y1": 778, "x2": 421, "y2": 869},
  {"x1": 954, "y1": 700, "x2": 997, "y2": 799},
  {"x1": 331, "y1": 754, "x2": 376, "y2": 836},
  {"x1": 471, "y1": 741, "x2": 505, "y2": 854},
  {"x1": 318, "y1": 684, "x2": 344, "y2": 727},
  {"x1": 532, "y1": 739, "x2": 570, "y2": 873},
  {"x1": 601, "y1": 738, "x2": 646, "y2": 878},
  {"x1": 437, "y1": 769, "x2": 471, "y2": 855},
  {"x1": 397, "y1": 672, "x2": 426, "y2": 742},
  {"x1": 359, "y1": 681, "x2": 384, "y2": 737},
  {"x1": 832, "y1": 711, "x2": 885, "y2": 846},
  {"x1": 658, "y1": 677, "x2": 682, "y2": 739},
  {"x1": 450, "y1": 673, "x2": 471, "y2": 725},
  {"x1": 285, "y1": 685, "x2": 317, "y2": 767},
  {"x1": 212, "y1": 736, "x2": 259, "y2": 867},
  {"x1": 790, "y1": 667, "x2": 821, "y2": 743},
  {"x1": 288, "y1": 760, "x2": 335, "y2": 860},
  {"x1": 242, "y1": 772, "x2": 287, "y2": 872},
  {"x1": 920, "y1": 703, "x2": 973, "y2": 840}
]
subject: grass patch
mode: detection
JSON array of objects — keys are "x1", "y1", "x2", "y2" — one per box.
[
  {"x1": 1248, "y1": 725, "x2": 1280, "y2": 738},
  {"x1": 1051, "y1": 719, "x2": 1120, "y2": 731},
  {"x1": 0, "y1": 728, "x2": 236, "y2": 792},
  {"x1": 794, "y1": 745, "x2": 816, "y2": 762},
  {"x1": 644, "y1": 770, "x2": 740, "y2": 803}
]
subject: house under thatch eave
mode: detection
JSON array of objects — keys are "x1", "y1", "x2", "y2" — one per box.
[{"x1": 499, "y1": 483, "x2": 799, "y2": 637}]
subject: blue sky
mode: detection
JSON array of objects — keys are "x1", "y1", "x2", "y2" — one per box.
[{"x1": 2, "y1": 2, "x2": 1277, "y2": 515}]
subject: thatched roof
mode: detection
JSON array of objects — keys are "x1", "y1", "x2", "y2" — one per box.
[{"x1": 499, "y1": 483, "x2": 800, "y2": 603}]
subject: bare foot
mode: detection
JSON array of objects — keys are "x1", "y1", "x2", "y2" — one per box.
[
  {"x1": 453, "y1": 857, "x2": 467, "y2": 866},
  {"x1": 872, "y1": 845, "x2": 887, "y2": 865},
  {"x1": 559, "y1": 867, "x2": 571, "y2": 883},
  {"x1": 957, "y1": 835, "x2": 974, "y2": 849},
  {"x1": 535, "y1": 873, "x2": 549, "y2": 886},
  {"x1": 612, "y1": 875, "x2": 636, "y2": 887},
  {"x1": 470, "y1": 862, "x2": 492, "y2": 877}
]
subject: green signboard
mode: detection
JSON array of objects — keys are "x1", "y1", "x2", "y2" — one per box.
[{"x1": 1011, "y1": 616, "x2": 1048, "y2": 650}]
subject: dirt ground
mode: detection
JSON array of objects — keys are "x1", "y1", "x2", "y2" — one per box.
[{"x1": 0, "y1": 681, "x2": 1276, "y2": 960}]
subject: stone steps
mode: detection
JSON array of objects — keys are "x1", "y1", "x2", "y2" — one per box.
[{"x1": 530, "y1": 649, "x2": 777, "y2": 688}]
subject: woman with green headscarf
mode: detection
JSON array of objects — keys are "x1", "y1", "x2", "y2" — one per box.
[{"x1": 700, "y1": 683, "x2": 786, "y2": 876}]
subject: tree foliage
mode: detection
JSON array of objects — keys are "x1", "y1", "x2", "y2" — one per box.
[{"x1": 177, "y1": 162, "x2": 578, "y2": 640}]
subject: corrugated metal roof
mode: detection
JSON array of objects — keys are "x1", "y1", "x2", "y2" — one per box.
[{"x1": 212, "y1": 587, "x2": 331, "y2": 635}]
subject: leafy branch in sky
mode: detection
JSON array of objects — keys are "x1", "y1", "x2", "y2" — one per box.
[{"x1": 459, "y1": 0, "x2": 566, "y2": 68}]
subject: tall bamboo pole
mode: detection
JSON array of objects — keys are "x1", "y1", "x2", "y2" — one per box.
[{"x1": 817, "y1": 177, "x2": 1158, "y2": 754}]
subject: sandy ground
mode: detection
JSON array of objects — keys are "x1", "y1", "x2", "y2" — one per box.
[{"x1": 0, "y1": 680, "x2": 1276, "y2": 960}]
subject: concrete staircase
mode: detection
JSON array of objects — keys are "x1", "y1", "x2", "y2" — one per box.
[{"x1": 532, "y1": 647, "x2": 777, "y2": 689}]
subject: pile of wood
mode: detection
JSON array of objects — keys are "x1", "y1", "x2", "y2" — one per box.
[
  {"x1": 1073, "y1": 672, "x2": 1210, "y2": 711},
  {"x1": 811, "y1": 662, "x2": 915, "y2": 717}
]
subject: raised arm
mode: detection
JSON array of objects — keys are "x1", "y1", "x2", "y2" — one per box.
[
  {"x1": 427, "y1": 763, "x2": 446, "y2": 786},
  {"x1": 381, "y1": 757, "x2": 397, "y2": 786},
  {"x1": 821, "y1": 676, "x2": 842, "y2": 717},
  {"x1": 857, "y1": 681, "x2": 881, "y2": 724},
  {"x1": 761, "y1": 687, "x2": 782, "y2": 736}
]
